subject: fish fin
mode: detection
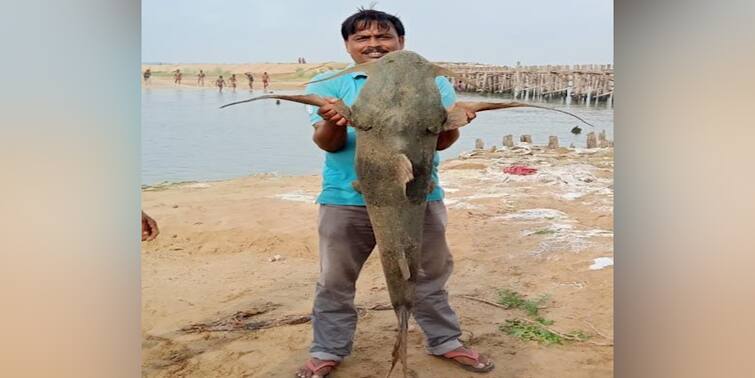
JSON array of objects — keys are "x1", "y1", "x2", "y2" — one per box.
[
  {"x1": 441, "y1": 101, "x2": 594, "y2": 131},
  {"x1": 386, "y1": 306, "x2": 410, "y2": 378},
  {"x1": 220, "y1": 94, "x2": 352, "y2": 121},
  {"x1": 396, "y1": 154, "x2": 414, "y2": 197},
  {"x1": 430, "y1": 64, "x2": 474, "y2": 88},
  {"x1": 306, "y1": 60, "x2": 378, "y2": 84},
  {"x1": 437, "y1": 104, "x2": 472, "y2": 132},
  {"x1": 221, "y1": 94, "x2": 325, "y2": 109},
  {"x1": 352, "y1": 180, "x2": 362, "y2": 194}
]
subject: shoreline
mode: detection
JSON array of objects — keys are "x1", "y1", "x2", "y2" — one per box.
[
  {"x1": 141, "y1": 146, "x2": 614, "y2": 189},
  {"x1": 142, "y1": 77, "x2": 310, "y2": 91}
]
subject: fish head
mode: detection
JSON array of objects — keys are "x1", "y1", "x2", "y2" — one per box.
[{"x1": 379, "y1": 50, "x2": 427, "y2": 65}]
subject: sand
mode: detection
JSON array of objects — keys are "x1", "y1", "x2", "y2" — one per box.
[{"x1": 142, "y1": 146, "x2": 614, "y2": 377}]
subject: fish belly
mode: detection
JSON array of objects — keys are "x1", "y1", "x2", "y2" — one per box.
[{"x1": 365, "y1": 204, "x2": 425, "y2": 308}]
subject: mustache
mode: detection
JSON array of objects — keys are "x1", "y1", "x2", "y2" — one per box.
[{"x1": 362, "y1": 47, "x2": 389, "y2": 54}]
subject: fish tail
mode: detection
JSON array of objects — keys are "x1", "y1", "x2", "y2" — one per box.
[{"x1": 386, "y1": 306, "x2": 410, "y2": 378}]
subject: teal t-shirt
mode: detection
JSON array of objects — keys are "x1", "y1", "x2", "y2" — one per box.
[{"x1": 305, "y1": 69, "x2": 457, "y2": 206}]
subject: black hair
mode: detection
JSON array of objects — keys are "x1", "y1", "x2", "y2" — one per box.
[{"x1": 340, "y1": 8, "x2": 405, "y2": 41}]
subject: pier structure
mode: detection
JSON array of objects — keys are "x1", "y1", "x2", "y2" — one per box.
[{"x1": 439, "y1": 62, "x2": 614, "y2": 106}]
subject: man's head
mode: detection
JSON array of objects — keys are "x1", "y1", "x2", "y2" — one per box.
[{"x1": 341, "y1": 9, "x2": 405, "y2": 64}]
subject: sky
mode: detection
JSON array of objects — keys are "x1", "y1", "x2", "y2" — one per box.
[{"x1": 142, "y1": 0, "x2": 613, "y2": 66}]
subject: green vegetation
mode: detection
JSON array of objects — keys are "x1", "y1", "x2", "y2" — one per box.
[
  {"x1": 499, "y1": 319, "x2": 589, "y2": 345},
  {"x1": 531, "y1": 228, "x2": 557, "y2": 236},
  {"x1": 496, "y1": 289, "x2": 589, "y2": 345},
  {"x1": 497, "y1": 289, "x2": 549, "y2": 318}
]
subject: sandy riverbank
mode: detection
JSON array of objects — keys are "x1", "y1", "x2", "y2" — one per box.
[{"x1": 141, "y1": 146, "x2": 614, "y2": 377}]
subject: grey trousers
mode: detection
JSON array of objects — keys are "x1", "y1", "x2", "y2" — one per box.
[{"x1": 310, "y1": 201, "x2": 463, "y2": 361}]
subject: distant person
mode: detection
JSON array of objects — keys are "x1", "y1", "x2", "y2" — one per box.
[
  {"x1": 262, "y1": 71, "x2": 270, "y2": 92},
  {"x1": 197, "y1": 69, "x2": 206, "y2": 86},
  {"x1": 173, "y1": 69, "x2": 182, "y2": 85},
  {"x1": 216, "y1": 75, "x2": 225, "y2": 92},
  {"x1": 141, "y1": 211, "x2": 159, "y2": 241},
  {"x1": 302, "y1": 57, "x2": 307, "y2": 64},
  {"x1": 244, "y1": 72, "x2": 254, "y2": 90},
  {"x1": 229, "y1": 74, "x2": 237, "y2": 91},
  {"x1": 143, "y1": 68, "x2": 151, "y2": 84}
]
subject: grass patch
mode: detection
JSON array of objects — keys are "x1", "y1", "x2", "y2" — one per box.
[
  {"x1": 497, "y1": 289, "x2": 550, "y2": 318},
  {"x1": 499, "y1": 319, "x2": 589, "y2": 345},
  {"x1": 531, "y1": 229, "x2": 557, "y2": 236},
  {"x1": 496, "y1": 289, "x2": 590, "y2": 345}
]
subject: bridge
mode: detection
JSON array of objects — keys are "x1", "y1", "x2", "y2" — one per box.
[{"x1": 439, "y1": 63, "x2": 614, "y2": 105}]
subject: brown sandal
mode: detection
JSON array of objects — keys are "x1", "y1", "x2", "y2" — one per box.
[
  {"x1": 295, "y1": 359, "x2": 339, "y2": 378},
  {"x1": 439, "y1": 348, "x2": 495, "y2": 373}
]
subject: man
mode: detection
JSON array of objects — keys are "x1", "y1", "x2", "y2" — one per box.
[
  {"x1": 173, "y1": 69, "x2": 182, "y2": 85},
  {"x1": 197, "y1": 69, "x2": 206, "y2": 86},
  {"x1": 143, "y1": 68, "x2": 151, "y2": 84},
  {"x1": 244, "y1": 72, "x2": 254, "y2": 90},
  {"x1": 262, "y1": 71, "x2": 270, "y2": 92},
  {"x1": 229, "y1": 73, "x2": 237, "y2": 91},
  {"x1": 216, "y1": 75, "x2": 225, "y2": 92},
  {"x1": 295, "y1": 8, "x2": 493, "y2": 378}
]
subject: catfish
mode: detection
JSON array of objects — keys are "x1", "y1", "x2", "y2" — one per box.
[{"x1": 221, "y1": 50, "x2": 592, "y2": 377}]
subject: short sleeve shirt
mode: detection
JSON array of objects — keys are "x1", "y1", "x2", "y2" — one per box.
[{"x1": 305, "y1": 69, "x2": 457, "y2": 206}]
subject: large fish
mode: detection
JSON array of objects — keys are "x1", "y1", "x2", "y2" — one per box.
[{"x1": 221, "y1": 50, "x2": 592, "y2": 377}]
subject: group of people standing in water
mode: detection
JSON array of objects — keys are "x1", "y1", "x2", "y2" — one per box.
[{"x1": 143, "y1": 68, "x2": 271, "y2": 93}]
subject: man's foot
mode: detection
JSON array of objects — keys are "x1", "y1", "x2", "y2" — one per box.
[
  {"x1": 439, "y1": 346, "x2": 495, "y2": 373},
  {"x1": 294, "y1": 358, "x2": 339, "y2": 378}
]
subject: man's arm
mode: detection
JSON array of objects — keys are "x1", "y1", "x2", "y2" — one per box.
[
  {"x1": 313, "y1": 119, "x2": 348, "y2": 152},
  {"x1": 312, "y1": 98, "x2": 349, "y2": 152},
  {"x1": 141, "y1": 211, "x2": 159, "y2": 241},
  {"x1": 434, "y1": 76, "x2": 476, "y2": 151},
  {"x1": 436, "y1": 129, "x2": 459, "y2": 150},
  {"x1": 436, "y1": 109, "x2": 475, "y2": 150}
]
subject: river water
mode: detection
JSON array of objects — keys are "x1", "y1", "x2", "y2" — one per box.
[{"x1": 142, "y1": 87, "x2": 613, "y2": 185}]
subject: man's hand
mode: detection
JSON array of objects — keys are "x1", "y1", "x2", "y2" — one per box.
[
  {"x1": 465, "y1": 110, "x2": 477, "y2": 123},
  {"x1": 313, "y1": 98, "x2": 350, "y2": 152},
  {"x1": 317, "y1": 98, "x2": 350, "y2": 127},
  {"x1": 141, "y1": 211, "x2": 159, "y2": 241},
  {"x1": 436, "y1": 108, "x2": 476, "y2": 150}
]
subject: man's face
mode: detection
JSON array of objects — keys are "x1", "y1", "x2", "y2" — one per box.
[{"x1": 345, "y1": 21, "x2": 405, "y2": 64}]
